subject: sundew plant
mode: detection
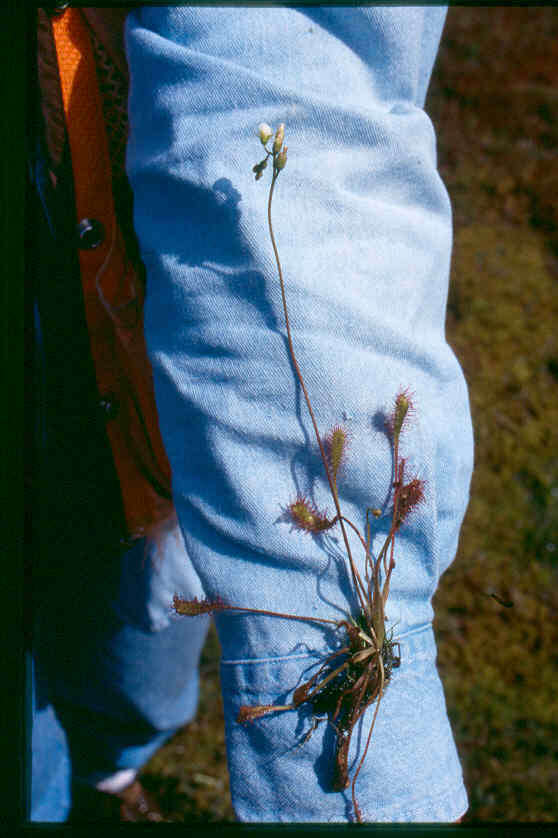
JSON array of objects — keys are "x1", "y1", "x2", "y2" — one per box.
[{"x1": 174, "y1": 124, "x2": 426, "y2": 822}]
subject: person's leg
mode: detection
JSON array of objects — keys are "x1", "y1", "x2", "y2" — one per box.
[
  {"x1": 29, "y1": 653, "x2": 72, "y2": 822},
  {"x1": 31, "y1": 517, "x2": 210, "y2": 822},
  {"x1": 125, "y1": 5, "x2": 473, "y2": 822},
  {"x1": 28, "y1": 110, "x2": 210, "y2": 822}
]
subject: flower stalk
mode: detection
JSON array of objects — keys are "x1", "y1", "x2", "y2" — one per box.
[{"x1": 175, "y1": 123, "x2": 426, "y2": 822}]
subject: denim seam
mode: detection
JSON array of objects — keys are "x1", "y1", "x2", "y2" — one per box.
[
  {"x1": 221, "y1": 651, "x2": 326, "y2": 667},
  {"x1": 221, "y1": 651, "x2": 437, "y2": 672},
  {"x1": 221, "y1": 621, "x2": 433, "y2": 667},
  {"x1": 222, "y1": 650, "x2": 435, "y2": 669},
  {"x1": 394, "y1": 621, "x2": 433, "y2": 641}
]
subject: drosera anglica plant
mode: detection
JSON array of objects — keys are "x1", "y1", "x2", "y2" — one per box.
[{"x1": 174, "y1": 123, "x2": 426, "y2": 822}]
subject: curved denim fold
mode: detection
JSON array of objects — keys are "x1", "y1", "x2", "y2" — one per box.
[{"x1": 126, "y1": 5, "x2": 472, "y2": 821}]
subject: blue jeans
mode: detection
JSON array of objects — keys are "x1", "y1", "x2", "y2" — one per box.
[
  {"x1": 124, "y1": 4, "x2": 472, "y2": 822},
  {"x1": 30, "y1": 518, "x2": 210, "y2": 821},
  {"x1": 32, "y1": 5, "x2": 473, "y2": 822},
  {"x1": 29, "y1": 143, "x2": 209, "y2": 820}
]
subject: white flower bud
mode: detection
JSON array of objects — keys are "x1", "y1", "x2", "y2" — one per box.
[
  {"x1": 258, "y1": 123, "x2": 273, "y2": 145},
  {"x1": 273, "y1": 123, "x2": 285, "y2": 154},
  {"x1": 275, "y1": 147, "x2": 288, "y2": 171}
]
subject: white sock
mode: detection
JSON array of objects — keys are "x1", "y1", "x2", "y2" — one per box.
[{"x1": 94, "y1": 768, "x2": 138, "y2": 794}]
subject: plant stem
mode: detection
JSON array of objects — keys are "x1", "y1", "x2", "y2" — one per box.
[
  {"x1": 222, "y1": 603, "x2": 341, "y2": 626},
  {"x1": 267, "y1": 171, "x2": 367, "y2": 616},
  {"x1": 351, "y1": 655, "x2": 385, "y2": 823},
  {"x1": 300, "y1": 658, "x2": 351, "y2": 704}
]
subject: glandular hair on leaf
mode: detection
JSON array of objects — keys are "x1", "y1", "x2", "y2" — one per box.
[
  {"x1": 172, "y1": 595, "x2": 226, "y2": 616},
  {"x1": 326, "y1": 425, "x2": 348, "y2": 482}
]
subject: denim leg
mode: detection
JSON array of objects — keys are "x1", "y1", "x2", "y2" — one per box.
[
  {"x1": 125, "y1": 5, "x2": 473, "y2": 822},
  {"x1": 32, "y1": 518, "x2": 209, "y2": 815},
  {"x1": 29, "y1": 653, "x2": 72, "y2": 823},
  {"x1": 30, "y1": 123, "x2": 210, "y2": 819}
]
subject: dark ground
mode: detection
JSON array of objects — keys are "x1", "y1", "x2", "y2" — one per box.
[{"x1": 139, "y1": 7, "x2": 558, "y2": 823}]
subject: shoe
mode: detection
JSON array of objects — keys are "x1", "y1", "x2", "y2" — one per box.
[{"x1": 69, "y1": 779, "x2": 166, "y2": 822}]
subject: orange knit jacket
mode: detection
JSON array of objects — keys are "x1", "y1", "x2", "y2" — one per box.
[{"x1": 37, "y1": 6, "x2": 175, "y2": 540}]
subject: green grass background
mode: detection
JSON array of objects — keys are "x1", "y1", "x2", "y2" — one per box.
[{"x1": 140, "y1": 7, "x2": 558, "y2": 822}]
